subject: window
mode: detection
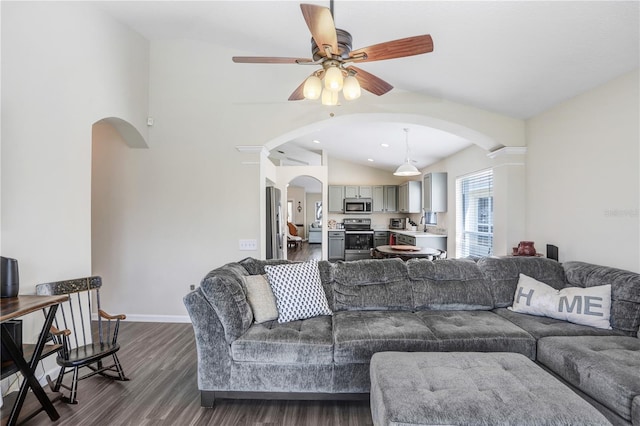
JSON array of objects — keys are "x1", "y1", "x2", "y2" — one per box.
[
  {"x1": 456, "y1": 169, "x2": 494, "y2": 258},
  {"x1": 287, "y1": 200, "x2": 293, "y2": 222},
  {"x1": 315, "y1": 201, "x2": 322, "y2": 224}
]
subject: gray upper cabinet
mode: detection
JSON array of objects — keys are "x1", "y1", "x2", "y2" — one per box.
[
  {"x1": 328, "y1": 185, "x2": 345, "y2": 212},
  {"x1": 423, "y1": 172, "x2": 448, "y2": 212},
  {"x1": 345, "y1": 185, "x2": 373, "y2": 198},
  {"x1": 398, "y1": 181, "x2": 422, "y2": 213},
  {"x1": 372, "y1": 185, "x2": 398, "y2": 213},
  {"x1": 372, "y1": 186, "x2": 385, "y2": 212},
  {"x1": 384, "y1": 185, "x2": 398, "y2": 213}
]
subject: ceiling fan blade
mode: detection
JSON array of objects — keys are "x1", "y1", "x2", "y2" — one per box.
[
  {"x1": 288, "y1": 80, "x2": 306, "y2": 101},
  {"x1": 233, "y1": 56, "x2": 313, "y2": 64},
  {"x1": 348, "y1": 66, "x2": 393, "y2": 96},
  {"x1": 349, "y1": 34, "x2": 433, "y2": 63},
  {"x1": 300, "y1": 4, "x2": 338, "y2": 57}
]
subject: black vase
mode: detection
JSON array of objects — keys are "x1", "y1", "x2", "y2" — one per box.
[{"x1": 1, "y1": 256, "x2": 19, "y2": 298}]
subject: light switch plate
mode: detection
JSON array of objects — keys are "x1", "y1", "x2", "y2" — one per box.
[{"x1": 239, "y1": 239, "x2": 258, "y2": 251}]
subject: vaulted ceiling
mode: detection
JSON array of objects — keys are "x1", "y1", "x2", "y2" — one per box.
[{"x1": 96, "y1": 1, "x2": 639, "y2": 172}]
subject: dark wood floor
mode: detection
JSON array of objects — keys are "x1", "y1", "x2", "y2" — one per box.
[
  {"x1": 22, "y1": 321, "x2": 372, "y2": 426},
  {"x1": 288, "y1": 242, "x2": 322, "y2": 262}
]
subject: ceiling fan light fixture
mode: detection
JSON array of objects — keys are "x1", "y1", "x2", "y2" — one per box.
[
  {"x1": 342, "y1": 75, "x2": 361, "y2": 100},
  {"x1": 324, "y1": 65, "x2": 343, "y2": 92},
  {"x1": 321, "y1": 88, "x2": 338, "y2": 106},
  {"x1": 303, "y1": 75, "x2": 322, "y2": 100}
]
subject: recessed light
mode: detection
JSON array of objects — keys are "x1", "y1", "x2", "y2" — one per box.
[
  {"x1": 367, "y1": 158, "x2": 374, "y2": 162},
  {"x1": 312, "y1": 139, "x2": 320, "y2": 144},
  {"x1": 381, "y1": 143, "x2": 389, "y2": 148}
]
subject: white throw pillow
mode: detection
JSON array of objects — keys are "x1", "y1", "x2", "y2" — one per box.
[
  {"x1": 508, "y1": 274, "x2": 612, "y2": 329},
  {"x1": 243, "y1": 274, "x2": 279, "y2": 324},
  {"x1": 264, "y1": 260, "x2": 332, "y2": 323}
]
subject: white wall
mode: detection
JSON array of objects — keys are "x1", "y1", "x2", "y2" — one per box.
[
  {"x1": 1, "y1": 2, "x2": 148, "y2": 321},
  {"x1": 0, "y1": 11, "x2": 148, "y2": 400},
  {"x1": 526, "y1": 70, "x2": 639, "y2": 272}
]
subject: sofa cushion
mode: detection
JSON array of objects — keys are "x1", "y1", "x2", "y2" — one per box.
[
  {"x1": 199, "y1": 263, "x2": 253, "y2": 343},
  {"x1": 414, "y1": 310, "x2": 537, "y2": 359},
  {"x1": 564, "y1": 261, "x2": 640, "y2": 335},
  {"x1": 265, "y1": 260, "x2": 332, "y2": 323},
  {"x1": 243, "y1": 274, "x2": 278, "y2": 324},
  {"x1": 494, "y1": 307, "x2": 624, "y2": 339},
  {"x1": 332, "y1": 311, "x2": 438, "y2": 364},
  {"x1": 508, "y1": 274, "x2": 612, "y2": 329},
  {"x1": 477, "y1": 257, "x2": 566, "y2": 308},
  {"x1": 333, "y1": 258, "x2": 413, "y2": 311},
  {"x1": 633, "y1": 395, "x2": 640, "y2": 426},
  {"x1": 538, "y1": 335, "x2": 640, "y2": 422},
  {"x1": 407, "y1": 258, "x2": 494, "y2": 310},
  {"x1": 231, "y1": 315, "x2": 333, "y2": 364}
]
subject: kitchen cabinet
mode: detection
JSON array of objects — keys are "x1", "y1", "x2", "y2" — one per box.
[
  {"x1": 328, "y1": 185, "x2": 344, "y2": 213},
  {"x1": 345, "y1": 185, "x2": 372, "y2": 198},
  {"x1": 395, "y1": 233, "x2": 416, "y2": 246},
  {"x1": 328, "y1": 230, "x2": 345, "y2": 261},
  {"x1": 391, "y1": 231, "x2": 447, "y2": 251},
  {"x1": 374, "y1": 231, "x2": 389, "y2": 248},
  {"x1": 423, "y1": 172, "x2": 448, "y2": 212},
  {"x1": 372, "y1": 185, "x2": 398, "y2": 213},
  {"x1": 398, "y1": 181, "x2": 422, "y2": 213}
]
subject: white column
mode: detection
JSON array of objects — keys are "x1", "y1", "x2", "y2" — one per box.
[{"x1": 488, "y1": 147, "x2": 527, "y2": 256}]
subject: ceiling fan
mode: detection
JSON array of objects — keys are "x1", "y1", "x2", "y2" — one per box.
[{"x1": 232, "y1": 1, "x2": 434, "y2": 105}]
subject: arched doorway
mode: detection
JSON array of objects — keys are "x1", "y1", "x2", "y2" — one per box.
[{"x1": 286, "y1": 175, "x2": 323, "y2": 262}]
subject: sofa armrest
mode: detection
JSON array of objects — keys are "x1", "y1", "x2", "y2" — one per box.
[{"x1": 183, "y1": 289, "x2": 232, "y2": 390}]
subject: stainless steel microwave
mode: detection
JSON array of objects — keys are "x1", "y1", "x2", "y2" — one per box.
[{"x1": 344, "y1": 198, "x2": 372, "y2": 214}]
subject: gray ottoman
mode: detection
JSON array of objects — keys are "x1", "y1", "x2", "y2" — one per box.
[{"x1": 370, "y1": 352, "x2": 611, "y2": 426}]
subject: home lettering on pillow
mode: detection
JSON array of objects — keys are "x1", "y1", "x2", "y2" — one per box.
[
  {"x1": 515, "y1": 286, "x2": 606, "y2": 317},
  {"x1": 509, "y1": 274, "x2": 612, "y2": 329}
]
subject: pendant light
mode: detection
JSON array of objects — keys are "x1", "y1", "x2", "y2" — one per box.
[{"x1": 393, "y1": 128, "x2": 421, "y2": 176}]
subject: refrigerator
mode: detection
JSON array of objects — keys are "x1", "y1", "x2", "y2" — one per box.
[{"x1": 266, "y1": 187, "x2": 283, "y2": 259}]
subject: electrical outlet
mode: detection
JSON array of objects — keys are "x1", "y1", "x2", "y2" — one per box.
[
  {"x1": 239, "y1": 239, "x2": 258, "y2": 251},
  {"x1": 190, "y1": 284, "x2": 195, "y2": 291}
]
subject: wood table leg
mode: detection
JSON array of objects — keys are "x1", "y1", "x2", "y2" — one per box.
[{"x1": 1, "y1": 304, "x2": 61, "y2": 425}]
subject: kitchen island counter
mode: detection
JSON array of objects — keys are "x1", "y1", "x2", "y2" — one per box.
[{"x1": 382, "y1": 229, "x2": 448, "y2": 252}]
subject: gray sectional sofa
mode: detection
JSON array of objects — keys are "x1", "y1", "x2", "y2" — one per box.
[{"x1": 183, "y1": 256, "x2": 640, "y2": 425}]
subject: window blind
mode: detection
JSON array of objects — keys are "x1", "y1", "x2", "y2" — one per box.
[{"x1": 456, "y1": 169, "x2": 494, "y2": 258}]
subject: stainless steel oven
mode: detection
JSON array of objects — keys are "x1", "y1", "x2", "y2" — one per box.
[{"x1": 343, "y1": 218, "x2": 374, "y2": 261}]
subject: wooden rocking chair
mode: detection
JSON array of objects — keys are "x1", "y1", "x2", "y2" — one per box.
[{"x1": 35, "y1": 276, "x2": 129, "y2": 404}]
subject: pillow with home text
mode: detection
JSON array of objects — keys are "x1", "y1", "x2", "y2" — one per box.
[{"x1": 508, "y1": 274, "x2": 611, "y2": 329}]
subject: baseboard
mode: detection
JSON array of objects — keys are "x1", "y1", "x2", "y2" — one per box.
[{"x1": 90, "y1": 313, "x2": 191, "y2": 323}]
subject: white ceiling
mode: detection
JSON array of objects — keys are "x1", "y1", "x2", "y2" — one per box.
[{"x1": 95, "y1": 1, "x2": 639, "y2": 174}]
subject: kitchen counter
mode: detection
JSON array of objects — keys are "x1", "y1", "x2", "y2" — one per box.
[
  {"x1": 383, "y1": 229, "x2": 448, "y2": 252},
  {"x1": 375, "y1": 228, "x2": 447, "y2": 237},
  {"x1": 392, "y1": 229, "x2": 447, "y2": 238}
]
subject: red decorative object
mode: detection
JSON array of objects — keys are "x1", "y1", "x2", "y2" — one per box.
[{"x1": 517, "y1": 241, "x2": 537, "y2": 256}]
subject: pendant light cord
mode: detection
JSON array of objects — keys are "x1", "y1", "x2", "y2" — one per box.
[{"x1": 404, "y1": 128, "x2": 411, "y2": 163}]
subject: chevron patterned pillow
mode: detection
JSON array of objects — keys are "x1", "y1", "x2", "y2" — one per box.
[{"x1": 265, "y1": 260, "x2": 332, "y2": 323}]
